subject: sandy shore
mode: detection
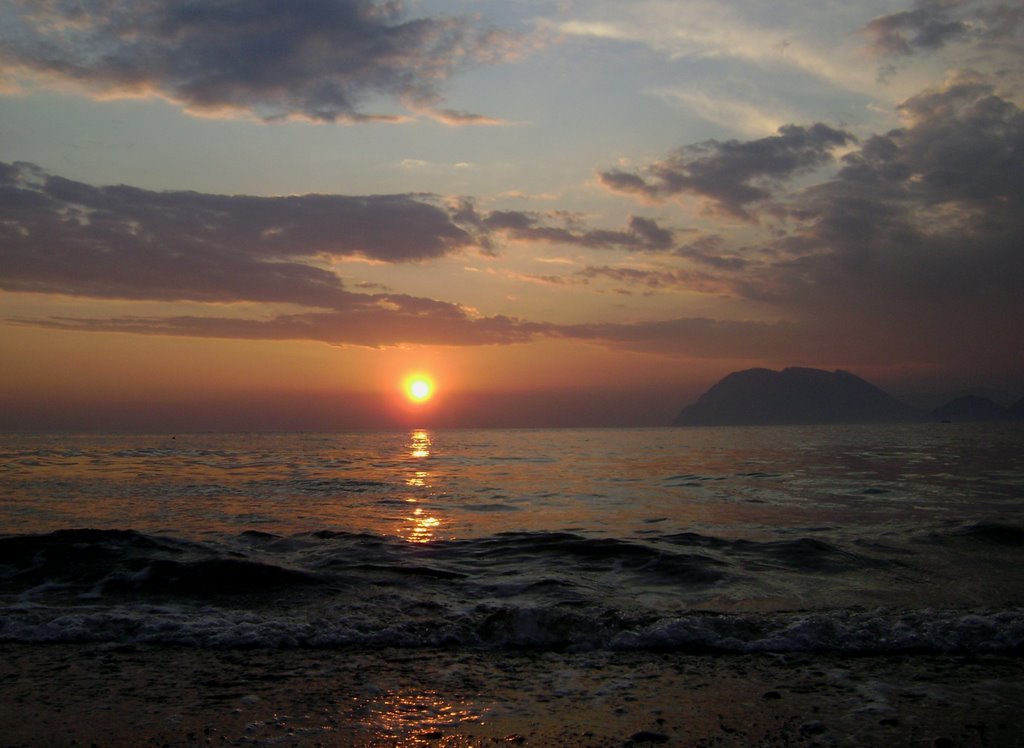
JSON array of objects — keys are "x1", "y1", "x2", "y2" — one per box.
[{"x1": 1, "y1": 644, "x2": 1022, "y2": 746}]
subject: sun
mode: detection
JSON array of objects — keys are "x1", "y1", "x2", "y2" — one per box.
[{"x1": 405, "y1": 375, "x2": 434, "y2": 403}]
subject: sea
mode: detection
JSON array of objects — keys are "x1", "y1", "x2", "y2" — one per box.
[{"x1": 1, "y1": 424, "x2": 1023, "y2": 655}]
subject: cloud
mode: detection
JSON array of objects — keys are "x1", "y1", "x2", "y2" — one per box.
[
  {"x1": 862, "y1": 0, "x2": 972, "y2": 57},
  {"x1": 455, "y1": 201, "x2": 678, "y2": 253},
  {"x1": 0, "y1": 0, "x2": 522, "y2": 123},
  {"x1": 709, "y1": 76, "x2": 1024, "y2": 369},
  {"x1": 674, "y1": 235, "x2": 750, "y2": 271},
  {"x1": 0, "y1": 158, "x2": 914, "y2": 360},
  {"x1": 22, "y1": 305, "x2": 544, "y2": 348},
  {"x1": 11, "y1": 293, "x2": 827, "y2": 363},
  {"x1": 0, "y1": 161, "x2": 481, "y2": 307},
  {"x1": 544, "y1": 1, "x2": 889, "y2": 102},
  {"x1": 599, "y1": 124, "x2": 854, "y2": 219},
  {"x1": 1, "y1": 161, "x2": 699, "y2": 351},
  {"x1": 861, "y1": 1, "x2": 1024, "y2": 85},
  {"x1": 3, "y1": 68, "x2": 1022, "y2": 374},
  {"x1": 0, "y1": 161, "x2": 548, "y2": 349},
  {"x1": 560, "y1": 72, "x2": 1023, "y2": 372},
  {"x1": 574, "y1": 265, "x2": 729, "y2": 294},
  {"x1": 547, "y1": 2, "x2": 819, "y2": 73},
  {"x1": 861, "y1": 0, "x2": 1024, "y2": 58},
  {"x1": 20, "y1": 293, "x2": 986, "y2": 369},
  {"x1": 648, "y1": 86, "x2": 795, "y2": 138},
  {"x1": 495, "y1": 213, "x2": 675, "y2": 252},
  {"x1": 762, "y1": 76, "x2": 1024, "y2": 300},
  {"x1": 411, "y1": 107, "x2": 508, "y2": 127}
]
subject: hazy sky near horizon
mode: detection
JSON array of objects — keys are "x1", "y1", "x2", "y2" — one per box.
[{"x1": 1, "y1": 0, "x2": 1022, "y2": 430}]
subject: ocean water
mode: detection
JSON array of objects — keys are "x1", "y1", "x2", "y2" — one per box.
[{"x1": 1, "y1": 424, "x2": 1022, "y2": 653}]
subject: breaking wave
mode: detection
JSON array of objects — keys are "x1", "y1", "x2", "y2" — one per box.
[{"x1": 1, "y1": 527, "x2": 1022, "y2": 654}]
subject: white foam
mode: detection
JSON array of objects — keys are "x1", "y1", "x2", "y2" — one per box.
[{"x1": 2, "y1": 603, "x2": 1023, "y2": 653}]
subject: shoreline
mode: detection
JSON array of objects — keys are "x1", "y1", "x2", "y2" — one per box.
[{"x1": 2, "y1": 644, "x2": 1022, "y2": 746}]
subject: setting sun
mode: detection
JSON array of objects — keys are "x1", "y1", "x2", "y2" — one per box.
[{"x1": 405, "y1": 376, "x2": 434, "y2": 403}]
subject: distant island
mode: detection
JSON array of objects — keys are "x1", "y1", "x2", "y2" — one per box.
[
  {"x1": 673, "y1": 367, "x2": 1023, "y2": 426},
  {"x1": 922, "y1": 395, "x2": 1008, "y2": 423}
]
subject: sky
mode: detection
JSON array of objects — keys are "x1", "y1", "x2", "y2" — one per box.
[{"x1": 1, "y1": 0, "x2": 1022, "y2": 431}]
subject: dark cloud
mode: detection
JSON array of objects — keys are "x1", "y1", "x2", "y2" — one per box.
[
  {"x1": 578, "y1": 266, "x2": 673, "y2": 289},
  {"x1": 0, "y1": 0, "x2": 521, "y2": 122},
  {"x1": 23, "y1": 305, "x2": 543, "y2": 348},
  {"x1": 0, "y1": 161, "x2": 480, "y2": 306},
  {"x1": 0, "y1": 161, "x2": 547, "y2": 349},
  {"x1": 510, "y1": 259, "x2": 737, "y2": 296},
  {"x1": 862, "y1": 0, "x2": 972, "y2": 57},
  {"x1": 3, "y1": 72, "x2": 1022, "y2": 375},
  {"x1": 483, "y1": 210, "x2": 677, "y2": 252},
  {"x1": 893, "y1": 78, "x2": 1024, "y2": 203},
  {"x1": 574, "y1": 266, "x2": 729, "y2": 294},
  {"x1": 674, "y1": 235, "x2": 749, "y2": 270},
  {"x1": 571, "y1": 74, "x2": 1023, "y2": 373},
  {"x1": 861, "y1": 1, "x2": 1024, "y2": 82},
  {"x1": 775, "y1": 77, "x2": 1023, "y2": 286},
  {"x1": 15, "y1": 298, "x2": 825, "y2": 364},
  {"x1": 0, "y1": 160, "x2": 723, "y2": 352},
  {"x1": 862, "y1": 0, "x2": 1024, "y2": 57},
  {"x1": 598, "y1": 124, "x2": 854, "y2": 219},
  {"x1": 728, "y1": 77, "x2": 1024, "y2": 371}
]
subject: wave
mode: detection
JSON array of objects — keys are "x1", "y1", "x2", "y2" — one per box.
[
  {"x1": 3, "y1": 527, "x2": 1022, "y2": 654},
  {"x1": 660, "y1": 532, "x2": 901, "y2": 573},
  {"x1": 2, "y1": 600, "x2": 1021, "y2": 654},
  {"x1": 0, "y1": 528, "x2": 735, "y2": 601},
  {"x1": 0, "y1": 528, "x2": 320, "y2": 600},
  {"x1": 937, "y1": 522, "x2": 1024, "y2": 546},
  {"x1": 440, "y1": 532, "x2": 727, "y2": 583}
]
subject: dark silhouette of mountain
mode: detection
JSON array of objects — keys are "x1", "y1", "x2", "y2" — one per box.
[
  {"x1": 898, "y1": 387, "x2": 1017, "y2": 412},
  {"x1": 1005, "y1": 396, "x2": 1024, "y2": 420},
  {"x1": 924, "y1": 395, "x2": 1012, "y2": 422},
  {"x1": 673, "y1": 367, "x2": 920, "y2": 426}
]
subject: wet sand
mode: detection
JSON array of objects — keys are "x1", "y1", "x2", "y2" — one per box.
[{"x1": 1, "y1": 644, "x2": 1022, "y2": 746}]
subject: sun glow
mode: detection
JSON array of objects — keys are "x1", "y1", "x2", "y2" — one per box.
[{"x1": 404, "y1": 375, "x2": 434, "y2": 403}]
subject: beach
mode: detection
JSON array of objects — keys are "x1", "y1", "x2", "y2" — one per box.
[{"x1": 2, "y1": 643, "x2": 1022, "y2": 746}]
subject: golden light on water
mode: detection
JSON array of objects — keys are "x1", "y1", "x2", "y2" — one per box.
[
  {"x1": 406, "y1": 470, "x2": 428, "y2": 488},
  {"x1": 405, "y1": 506, "x2": 441, "y2": 543},
  {"x1": 400, "y1": 429, "x2": 442, "y2": 543},
  {"x1": 409, "y1": 429, "x2": 431, "y2": 459},
  {"x1": 350, "y1": 689, "x2": 483, "y2": 746}
]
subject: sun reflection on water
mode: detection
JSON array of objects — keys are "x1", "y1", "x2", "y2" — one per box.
[
  {"x1": 409, "y1": 429, "x2": 431, "y2": 459},
  {"x1": 350, "y1": 689, "x2": 483, "y2": 746},
  {"x1": 400, "y1": 430, "x2": 444, "y2": 543},
  {"x1": 406, "y1": 470, "x2": 429, "y2": 488},
  {"x1": 404, "y1": 506, "x2": 441, "y2": 543}
]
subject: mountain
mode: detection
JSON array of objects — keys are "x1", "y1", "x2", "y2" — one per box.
[
  {"x1": 923, "y1": 395, "x2": 1012, "y2": 422},
  {"x1": 1011, "y1": 397, "x2": 1024, "y2": 419},
  {"x1": 897, "y1": 387, "x2": 1017, "y2": 412},
  {"x1": 673, "y1": 367, "x2": 920, "y2": 426}
]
